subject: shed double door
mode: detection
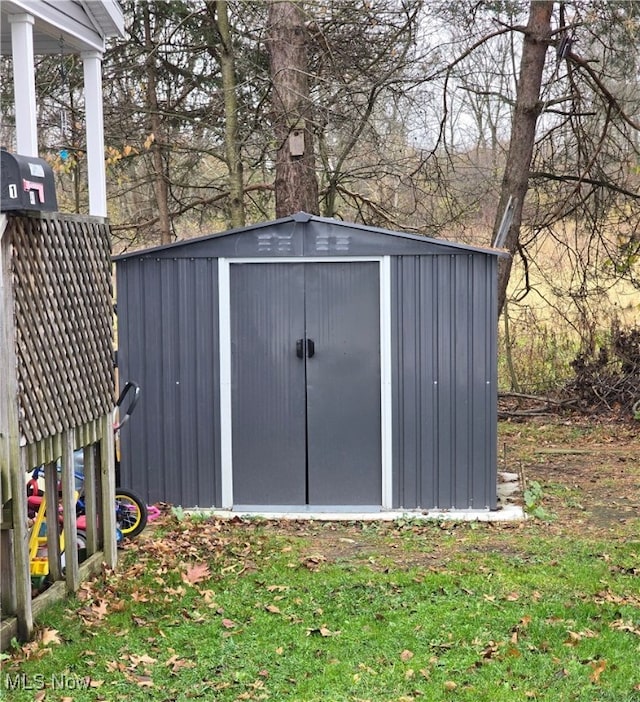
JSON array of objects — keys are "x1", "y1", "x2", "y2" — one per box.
[{"x1": 230, "y1": 261, "x2": 381, "y2": 507}]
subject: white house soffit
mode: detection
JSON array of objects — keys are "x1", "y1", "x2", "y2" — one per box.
[
  {"x1": 81, "y1": 1, "x2": 125, "y2": 37},
  {"x1": 0, "y1": 0, "x2": 123, "y2": 55},
  {"x1": 81, "y1": 2, "x2": 108, "y2": 37}
]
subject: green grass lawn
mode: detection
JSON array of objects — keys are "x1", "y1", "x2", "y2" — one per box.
[{"x1": 3, "y1": 420, "x2": 639, "y2": 702}]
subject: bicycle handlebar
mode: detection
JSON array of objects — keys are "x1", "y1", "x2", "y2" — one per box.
[{"x1": 114, "y1": 381, "x2": 141, "y2": 432}]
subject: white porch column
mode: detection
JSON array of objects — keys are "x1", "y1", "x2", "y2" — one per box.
[
  {"x1": 9, "y1": 14, "x2": 38, "y2": 157},
  {"x1": 82, "y1": 51, "x2": 107, "y2": 218}
]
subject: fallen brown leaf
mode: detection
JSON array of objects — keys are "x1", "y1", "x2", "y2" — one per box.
[
  {"x1": 589, "y1": 659, "x2": 606, "y2": 683},
  {"x1": 565, "y1": 631, "x2": 581, "y2": 646},
  {"x1": 165, "y1": 654, "x2": 196, "y2": 674},
  {"x1": 610, "y1": 619, "x2": 640, "y2": 636},
  {"x1": 40, "y1": 628, "x2": 61, "y2": 646},
  {"x1": 92, "y1": 600, "x2": 109, "y2": 619},
  {"x1": 319, "y1": 625, "x2": 339, "y2": 637},
  {"x1": 129, "y1": 653, "x2": 157, "y2": 667},
  {"x1": 135, "y1": 675, "x2": 154, "y2": 688},
  {"x1": 181, "y1": 562, "x2": 212, "y2": 585},
  {"x1": 306, "y1": 625, "x2": 340, "y2": 637},
  {"x1": 301, "y1": 555, "x2": 327, "y2": 571}
]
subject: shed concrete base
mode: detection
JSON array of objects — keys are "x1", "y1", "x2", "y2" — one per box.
[
  {"x1": 206, "y1": 505, "x2": 524, "y2": 522},
  {"x1": 194, "y1": 471, "x2": 525, "y2": 522}
]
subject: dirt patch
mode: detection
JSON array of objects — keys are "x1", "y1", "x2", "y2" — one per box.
[
  {"x1": 500, "y1": 417, "x2": 639, "y2": 537},
  {"x1": 142, "y1": 419, "x2": 639, "y2": 569},
  {"x1": 270, "y1": 418, "x2": 640, "y2": 558}
]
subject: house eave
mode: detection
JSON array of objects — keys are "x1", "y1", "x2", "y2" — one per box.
[{"x1": 0, "y1": 0, "x2": 124, "y2": 55}]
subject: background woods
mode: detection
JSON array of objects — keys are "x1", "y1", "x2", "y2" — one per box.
[{"x1": 1, "y1": 0, "x2": 638, "y2": 405}]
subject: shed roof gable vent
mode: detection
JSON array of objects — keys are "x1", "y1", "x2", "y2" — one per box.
[
  {"x1": 257, "y1": 231, "x2": 294, "y2": 254},
  {"x1": 314, "y1": 232, "x2": 351, "y2": 253}
]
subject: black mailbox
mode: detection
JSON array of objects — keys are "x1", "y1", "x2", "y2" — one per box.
[{"x1": 1, "y1": 149, "x2": 58, "y2": 212}]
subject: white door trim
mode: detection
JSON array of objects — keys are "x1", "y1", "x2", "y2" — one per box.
[
  {"x1": 218, "y1": 258, "x2": 233, "y2": 508},
  {"x1": 218, "y1": 256, "x2": 393, "y2": 510},
  {"x1": 379, "y1": 255, "x2": 393, "y2": 509}
]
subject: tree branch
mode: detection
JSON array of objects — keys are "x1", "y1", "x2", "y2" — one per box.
[
  {"x1": 529, "y1": 172, "x2": 640, "y2": 201},
  {"x1": 109, "y1": 183, "x2": 274, "y2": 233},
  {"x1": 566, "y1": 50, "x2": 640, "y2": 132}
]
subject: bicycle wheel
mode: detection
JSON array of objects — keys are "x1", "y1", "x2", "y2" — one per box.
[
  {"x1": 59, "y1": 529, "x2": 88, "y2": 576},
  {"x1": 114, "y1": 488, "x2": 148, "y2": 538}
]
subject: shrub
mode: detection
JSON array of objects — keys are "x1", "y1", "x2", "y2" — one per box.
[{"x1": 563, "y1": 320, "x2": 640, "y2": 415}]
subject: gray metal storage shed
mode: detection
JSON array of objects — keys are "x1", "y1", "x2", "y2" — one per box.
[{"x1": 114, "y1": 212, "x2": 505, "y2": 513}]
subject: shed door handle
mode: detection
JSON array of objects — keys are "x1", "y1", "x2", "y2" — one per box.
[{"x1": 296, "y1": 338, "x2": 315, "y2": 358}]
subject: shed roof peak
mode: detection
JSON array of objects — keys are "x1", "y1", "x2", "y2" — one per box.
[{"x1": 292, "y1": 211, "x2": 313, "y2": 222}]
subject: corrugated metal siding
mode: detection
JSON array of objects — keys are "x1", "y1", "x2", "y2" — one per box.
[
  {"x1": 117, "y1": 257, "x2": 220, "y2": 508},
  {"x1": 392, "y1": 254, "x2": 497, "y2": 510}
]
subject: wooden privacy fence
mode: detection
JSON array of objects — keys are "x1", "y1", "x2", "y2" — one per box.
[{"x1": 1, "y1": 212, "x2": 117, "y2": 648}]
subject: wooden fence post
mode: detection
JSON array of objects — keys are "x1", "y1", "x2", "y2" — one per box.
[
  {"x1": 43, "y1": 460, "x2": 63, "y2": 583},
  {"x1": 101, "y1": 414, "x2": 117, "y2": 568},
  {"x1": 0, "y1": 216, "x2": 16, "y2": 619},
  {"x1": 83, "y1": 443, "x2": 99, "y2": 556},
  {"x1": 0, "y1": 527, "x2": 16, "y2": 616},
  {"x1": 61, "y1": 431, "x2": 79, "y2": 593},
  {"x1": 11, "y1": 453, "x2": 33, "y2": 641},
  {"x1": 1, "y1": 218, "x2": 32, "y2": 641}
]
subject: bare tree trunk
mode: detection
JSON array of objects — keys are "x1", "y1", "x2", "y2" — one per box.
[
  {"x1": 210, "y1": 0, "x2": 245, "y2": 228},
  {"x1": 493, "y1": 1, "x2": 553, "y2": 313},
  {"x1": 267, "y1": 1, "x2": 319, "y2": 218},
  {"x1": 143, "y1": 4, "x2": 172, "y2": 245}
]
